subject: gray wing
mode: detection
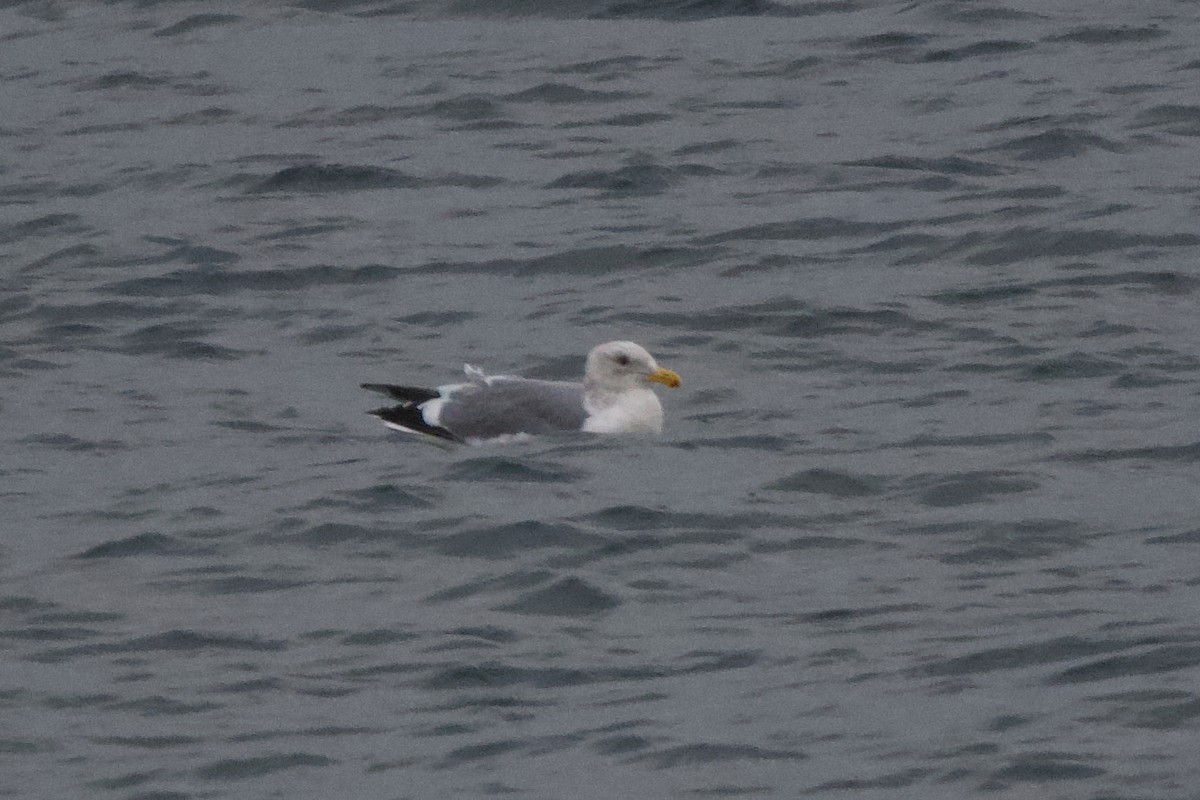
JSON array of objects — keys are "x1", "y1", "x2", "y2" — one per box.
[{"x1": 439, "y1": 378, "x2": 587, "y2": 439}]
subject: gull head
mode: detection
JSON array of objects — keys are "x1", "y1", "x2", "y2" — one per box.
[{"x1": 585, "y1": 341, "x2": 681, "y2": 391}]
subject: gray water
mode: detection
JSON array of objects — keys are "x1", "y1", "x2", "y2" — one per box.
[{"x1": 2, "y1": 1, "x2": 1199, "y2": 798}]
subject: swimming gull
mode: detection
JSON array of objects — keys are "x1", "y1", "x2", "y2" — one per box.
[{"x1": 362, "y1": 340, "x2": 681, "y2": 443}]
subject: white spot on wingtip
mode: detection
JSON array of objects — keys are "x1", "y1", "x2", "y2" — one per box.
[{"x1": 422, "y1": 397, "x2": 447, "y2": 426}]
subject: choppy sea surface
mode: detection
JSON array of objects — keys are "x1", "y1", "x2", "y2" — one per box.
[{"x1": 3, "y1": 1, "x2": 1200, "y2": 797}]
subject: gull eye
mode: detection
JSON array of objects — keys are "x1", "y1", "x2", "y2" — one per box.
[{"x1": 614, "y1": 354, "x2": 631, "y2": 366}]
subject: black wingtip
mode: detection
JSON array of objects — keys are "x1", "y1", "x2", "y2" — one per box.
[
  {"x1": 361, "y1": 383, "x2": 441, "y2": 404},
  {"x1": 368, "y1": 404, "x2": 461, "y2": 442}
]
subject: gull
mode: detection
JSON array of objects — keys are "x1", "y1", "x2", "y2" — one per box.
[{"x1": 362, "y1": 340, "x2": 680, "y2": 444}]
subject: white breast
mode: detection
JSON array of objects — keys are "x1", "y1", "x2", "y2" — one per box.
[{"x1": 582, "y1": 388, "x2": 664, "y2": 434}]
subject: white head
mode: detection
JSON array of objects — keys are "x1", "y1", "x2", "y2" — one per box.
[{"x1": 584, "y1": 341, "x2": 681, "y2": 392}]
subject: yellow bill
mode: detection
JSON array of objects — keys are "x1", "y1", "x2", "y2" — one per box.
[{"x1": 646, "y1": 367, "x2": 681, "y2": 388}]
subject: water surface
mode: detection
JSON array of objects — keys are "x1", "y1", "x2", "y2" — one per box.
[{"x1": 2, "y1": 1, "x2": 1199, "y2": 797}]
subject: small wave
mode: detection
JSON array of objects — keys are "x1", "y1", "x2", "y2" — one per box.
[
  {"x1": 981, "y1": 128, "x2": 1126, "y2": 161},
  {"x1": 1046, "y1": 25, "x2": 1166, "y2": 45},
  {"x1": 153, "y1": 14, "x2": 242, "y2": 37},
  {"x1": 105, "y1": 263, "x2": 399, "y2": 297},
  {"x1": 248, "y1": 164, "x2": 502, "y2": 193},
  {"x1": 498, "y1": 576, "x2": 620, "y2": 615}
]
